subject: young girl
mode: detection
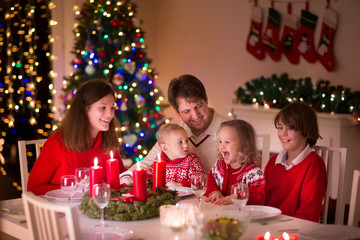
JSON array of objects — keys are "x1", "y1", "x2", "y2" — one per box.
[
  {"x1": 264, "y1": 102, "x2": 327, "y2": 222},
  {"x1": 28, "y1": 79, "x2": 126, "y2": 195},
  {"x1": 205, "y1": 119, "x2": 265, "y2": 205},
  {"x1": 147, "y1": 123, "x2": 205, "y2": 187}
]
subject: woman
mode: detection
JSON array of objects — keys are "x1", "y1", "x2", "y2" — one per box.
[{"x1": 27, "y1": 79, "x2": 126, "y2": 195}]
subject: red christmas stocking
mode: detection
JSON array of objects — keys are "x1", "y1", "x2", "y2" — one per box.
[
  {"x1": 298, "y1": 10, "x2": 318, "y2": 63},
  {"x1": 246, "y1": 6, "x2": 264, "y2": 60},
  {"x1": 281, "y1": 13, "x2": 300, "y2": 64},
  {"x1": 317, "y1": 8, "x2": 337, "y2": 72},
  {"x1": 262, "y1": 7, "x2": 281, "y2": 61}
]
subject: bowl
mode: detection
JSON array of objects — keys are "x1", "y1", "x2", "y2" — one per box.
[{"x1": 201, "y1": 210, "x2": 249, "y2": 240}]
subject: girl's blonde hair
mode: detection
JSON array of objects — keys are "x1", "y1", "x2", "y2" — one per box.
[{"x1": 218, "y1": 119, "x2": 260, "y2": 166}]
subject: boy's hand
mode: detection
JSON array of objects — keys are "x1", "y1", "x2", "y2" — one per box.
[
  {"x1": 166, "y1": 181, "x2": 182, "y2": 187},
  {"x1": 120, "y1": 176, "x2": 133, "y2": 186}
]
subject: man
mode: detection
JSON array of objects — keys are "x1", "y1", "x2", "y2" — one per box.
[{"x1": 120, "y1": 74, "x2": 228, "y2": 183}]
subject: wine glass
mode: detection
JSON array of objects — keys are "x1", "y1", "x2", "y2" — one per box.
[
  {"x1": 93, "y1": 183, "x2": 111, "y2": 228},
  {"x1": 60, "y1": 175, "x2": 77, "y2": 204},
  {"x1": 190, "y1": 173, "x2": 208, "y2": 208},
  {"x1": 231, "y1": 183, "x2": 249, "y2": 211},
  {"x1": 75, "y1": 167, "x2": 89, "y2": 193}
]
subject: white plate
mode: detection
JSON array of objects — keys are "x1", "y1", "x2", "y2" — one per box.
[
  {"x1": 298, "y1": 224, "x2": 360, "y2": 240},
  {"x1": 0, "y1": 207, "x2": 26, "y2": 221},
  {"x1": 167, "y1": 186, "x2": 194, "y2": 197},
  {"x1": 242, "y1": 205, "x2": 281, "y2": 220},
  {"x1": 82, "y1": 227, "x2": 134, "y2": 240},
  {"x1": 45, "y1": 189, "x2": 83, "y2": 203}
]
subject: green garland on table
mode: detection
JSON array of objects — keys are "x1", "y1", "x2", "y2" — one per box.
[{"x1": 79, "y1": 183, "x2": 180, "y2": 221}]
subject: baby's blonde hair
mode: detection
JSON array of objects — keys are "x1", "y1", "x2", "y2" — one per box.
[{"x1": 157, "y1": 123, "x2": 186, "y2": 144}]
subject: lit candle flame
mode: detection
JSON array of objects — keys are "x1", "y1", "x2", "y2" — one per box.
[
  {"x1": 282, "y1": 232, "x2": 290, "y2": 240},
  {"x1": 110, "y1": 150, "x2": 113, "y2": 159},
  {"x1": 264, "y1": 231, "x2": 270, "y2": 240},
  {"x1": 94, "y1": 157, "x2": 98, "y2": 167},
  {"x1": 137, "y1": 160, "x2": 140, "y2": 170},
  {"x1": 157, "y1": 152, "x2": 161, "y2": 162}
]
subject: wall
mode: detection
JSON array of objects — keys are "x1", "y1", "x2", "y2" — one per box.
[{"x1": 53, "y1": 0, "x2": 360, "y2": 121}]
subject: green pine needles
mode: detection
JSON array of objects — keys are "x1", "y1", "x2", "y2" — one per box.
[{"x1": 235, "y1": 73, "x2": 360, "y2": 114}]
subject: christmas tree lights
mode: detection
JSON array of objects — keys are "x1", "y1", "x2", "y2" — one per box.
[
  {"x1": 64, "y1": 0, "x2": 168, "y2": 163},
  {"x1": 0, "y1": 0, "x2": 55, "y2": 192}
]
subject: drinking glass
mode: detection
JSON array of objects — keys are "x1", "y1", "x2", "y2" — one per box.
[
  {"x1": 93, "y1": 183, "x2": 111, "y2": 228},
  {"x1": 60, "y1": 175, "x2": 77, "y2": 204},
  {"x1": 75, "y1": 167, "x2": 89, "y2": 193},
  {"x1": 231, "y1": 183, "x2": 249, "y2": 211},
  {"x1": 190, "y1": 173, "x2": 208, "y2": 208}
]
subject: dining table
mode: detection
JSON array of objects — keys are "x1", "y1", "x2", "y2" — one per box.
[{"x1": 1, "y1": 189, "x2": 360, "y2": 240}]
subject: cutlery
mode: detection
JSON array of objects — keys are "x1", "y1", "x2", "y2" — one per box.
[{"x1": 259, "y1": 218, "x2": 293, "y2": 225}]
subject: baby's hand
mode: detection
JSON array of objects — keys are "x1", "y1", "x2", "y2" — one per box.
[
  {"x1": 166, "y1": 181, "x2": 182, "y2": 187},
  {"x1": 120, "y1": 176, "x2": 133, "y2": 186}
]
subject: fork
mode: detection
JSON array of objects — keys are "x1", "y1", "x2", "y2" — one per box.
[{"x1": 259, "y1": 218, "x2": 293, "y2": 225}]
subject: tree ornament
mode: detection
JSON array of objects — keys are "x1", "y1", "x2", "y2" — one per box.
[
  {"x1": 135, "y1": 70, "x2": 147, "y2": 81},
  {"x1": 85, "y1": 65, "x2": 96, "y2": 75},
  {"x1": 246, "y1": 5, "x2": 265, "y2": 60},
  {"x1": 317, "y1": 7, "x2": 337, "y2": 72},
  {"x1": 124, "y1": 62, "x2": 136, "y2": 74},
  {"x1": 112, "y1": 73, "x2": 124, "y2": 85},
  {"x1": 298, "y1": 9, "x2": 318, "y2": 63},
  {"x1": 280, "y1": 3, "x2": 300, "y2": 64},
  {"x1": 98, "y1": 50, "x2": 107, "y2": 58},
  {"x1": 262, "y1": 7, "x2": 281, "y2": 61},
  {"x1": 123, "y1": 134, "x2": 137, "y2": 147},
  {"x1": 111, "y1": 19, "x2": 122, "y2": 28},
  {"x1": 135, "y1": 95, "x2": 145, "y2": 107},
  {"x1": 120, "y1": 102, "x2": 127, "y2": 111}
]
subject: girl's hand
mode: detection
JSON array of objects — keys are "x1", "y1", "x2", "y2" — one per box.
[
  {"x1": 205, "y1": 191, "x2": 223, "y2": 203},
  {"x1": 166, "y1": 181, "x2": 182, "y2": 187},
  {"x1": 212, "y1": 195, "x2": 233, "y2": 205}
]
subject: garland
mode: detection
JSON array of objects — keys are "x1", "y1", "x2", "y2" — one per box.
[
  {"x1": 79, "y1": 183, "x2": 180, "y2": 221},
  {"x1": 235, "y1": 73, "x2": 360, "y2": 118}
]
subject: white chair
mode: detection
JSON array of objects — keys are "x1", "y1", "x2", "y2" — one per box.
[
  {"x1": 312, "y1": 145, "x2": 347, "y2": 224},
  {"x1": 18, "y1": 139, "x2": 47, "y2": 193},
  {"x1": 256, "y1": 134, "x2": 271, "y2": 171},
  {"x1": 22, "y1": 192, "x2": 81, "y2": 240},
  {"x1": 348, "y1": 169, "x2": 360, "y2": 227}
]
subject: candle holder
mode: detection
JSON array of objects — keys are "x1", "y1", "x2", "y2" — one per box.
[{"x1": 160, "y1": 204, "x2": 189, "y2": 232}]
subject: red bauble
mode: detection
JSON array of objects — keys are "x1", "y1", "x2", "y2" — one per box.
[
  {"x1": 111, "y1": 19, "x2": 122, "y2": 28},
  {"x1": 98, "y1": 50, "x2": 107, "y2": 58}
]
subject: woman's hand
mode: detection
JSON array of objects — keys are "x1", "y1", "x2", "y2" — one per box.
[{"x1": 166, "y1": 181, "x2": 182, "y2": 187}]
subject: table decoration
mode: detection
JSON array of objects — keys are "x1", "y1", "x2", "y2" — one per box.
[
  {"x1": 159, "y1": 204, "x2": 189, "y2": 232},
  {"x1": 255, "y1": 231, "x2": 276, "y2": 240},
  {"x1": 152, "y1": 153, "x2": 166, "y2": 191},
  {"x1": 89, "y1": 157, "x2": 104, "y2": 198},
  {"x1": 79, "y1": 180, "x2": 180, "y2": 221},
  {"x1": 202, "y1": 209, "x2": 249, "y2": 240},
  {"x1": 278, "y1": 232, "x2": 298, "y2": 240},
  {"x1": 106, "y1": 151, "x2": 121, "y2": 191},
  {"x1": 133, "y1": 161, "x2": 147, "y2": 201}
]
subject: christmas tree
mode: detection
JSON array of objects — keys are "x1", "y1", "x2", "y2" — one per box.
[
  {"x1": 63, "y1": 0, "x2": 168, "y2": 163},
  {"x1": 0, "y1": 1, "x2": 55, "y2": 193}
]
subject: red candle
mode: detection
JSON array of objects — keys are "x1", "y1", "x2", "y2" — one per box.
[
  {"x1": 133, "y1": 161, "x2": 148, "y2": 202},
  {"x1": 89, "y1": 157, "x2": 103, "y2": 198},
  {"x1": 152, "y1": 153, "x2": 166, "y2": 191},
  {"x1": 255, "y1": 231, "x2": 276, "y2": 240},
  {"x1": 278, "y1": 232, "x2": 298, "y2": 240},
  {"x1": 106, "y1": 151, "x2": 121, "y2": 191}
]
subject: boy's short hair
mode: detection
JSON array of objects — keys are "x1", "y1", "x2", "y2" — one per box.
[
  {"x1": 274, "y1": 102, "x2": 321, "y2": 146},
  {"x1": 157, "y1": 123, "x2": 186, "y2": 144},
  {"x1": 167, "y1": 74, "x2": 208, "y2": 112}
]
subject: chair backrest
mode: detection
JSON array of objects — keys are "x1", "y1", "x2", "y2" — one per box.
[
  {"x1": 22, "y1": 192, "x2": 81, "y2": 240},
  {"x1": 18, "y1": 139, "x2": 47, "y2": 193},
  {"x1": 348, "y1": 169, "x2": 360, "y2": 227},
  {"x1": 256, "y1": 134, "x2": 271, "y2": 171},
  {"x1": 312, "y1": 145, "x2": 347, "y2": 224}
]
